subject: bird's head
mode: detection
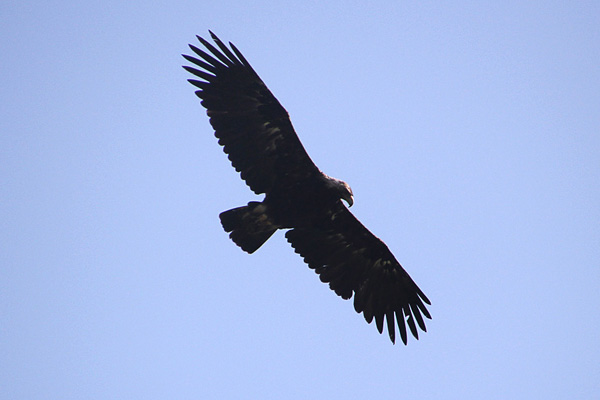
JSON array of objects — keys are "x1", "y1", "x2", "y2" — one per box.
[
  {"x1": 340, "y1": 181, "x2": 354, "y2": 207},
  {"x1": 325, "y1": 175, "x2": 354, "y2": 207}
]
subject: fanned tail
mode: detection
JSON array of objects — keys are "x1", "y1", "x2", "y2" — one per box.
[{"x1": 219, "y1": 201, "x2": 277, "y2": 253}]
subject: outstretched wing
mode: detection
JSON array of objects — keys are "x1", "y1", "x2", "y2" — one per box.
[
  {"x1": 285, "y1": 205, "x2": 431, "y2": 345},
  {"x1": 182, "y1": 32, "x2": 320, "y2": 195}
]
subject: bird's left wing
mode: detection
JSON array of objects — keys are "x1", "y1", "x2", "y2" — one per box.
[{"x1": 285, "y1": 205, "x2": 431, "y2": 344}]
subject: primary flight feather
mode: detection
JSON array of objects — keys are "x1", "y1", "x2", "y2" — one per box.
[{"x1": 183, "y1": 31, "x2": 431, "y2": 344}]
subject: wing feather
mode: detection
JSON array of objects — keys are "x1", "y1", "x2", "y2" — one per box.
[
  {"x1": 182, "y1": 54, "x2": 218, "y2": 74},
  {"x1": 183, "y1": 32, "x2": 319, "y2": 195},
  {"x1": 196, "y1": 35, "x2": 236, "y2": 67},
  {"x1": 182, "y1": 66, "x2": 215, "y2": 82},
  {"x1": 386, "y1": 310, "x2": 396, "y2": 343},
  {"x1": 208, "y1": 31, "x2": 244, "y2": 67},
  {"x1": 188, "y1": 43, "x2": 223, "y2": 70},
  {"x1": 285, "y1": 206, "x2": 431, "y2": 344}
]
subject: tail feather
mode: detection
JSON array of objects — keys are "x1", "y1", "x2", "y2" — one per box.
[{"x1": 219, "y1": 202, "x2": 277, "y2": 253}]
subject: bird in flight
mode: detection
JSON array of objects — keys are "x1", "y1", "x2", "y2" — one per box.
[{"x1": 182, "y1": 32, "x2": 431, "y2": 344}]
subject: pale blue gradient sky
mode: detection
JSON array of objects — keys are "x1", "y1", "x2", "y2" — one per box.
[{"x1": 2, "y1": 1, "x2": 599, "y2": 399}]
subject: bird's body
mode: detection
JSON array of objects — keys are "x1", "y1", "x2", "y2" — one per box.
[{"x1": 183, "y1": 32, "x2": 431, "y2": 344}]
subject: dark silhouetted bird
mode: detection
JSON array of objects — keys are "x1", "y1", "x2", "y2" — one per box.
[{"x1": 183, "y1": 32, "x2": 431, "y2": 344}]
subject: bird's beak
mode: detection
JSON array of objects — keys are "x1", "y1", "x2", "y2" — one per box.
[{"x1": 344, "y1": 194, "x2": 354, "y2": 208}]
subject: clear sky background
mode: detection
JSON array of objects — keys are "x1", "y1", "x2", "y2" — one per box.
[{"x1": 2, "y1": 1, "x2": 599, "y2": 399}]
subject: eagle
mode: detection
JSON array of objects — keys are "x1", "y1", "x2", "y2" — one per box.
[{"x1": 182, "y1": 32, "x2": 431, "y2": 344}]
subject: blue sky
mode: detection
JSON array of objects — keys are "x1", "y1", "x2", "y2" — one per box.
[{"x1": 2, "y1": 1, "x2": 599, "y2": 399}]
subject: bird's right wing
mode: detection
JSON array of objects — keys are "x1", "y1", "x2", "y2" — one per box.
[{"x1": 183, "y1": 32, "x2": 320, "y2": 195}]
